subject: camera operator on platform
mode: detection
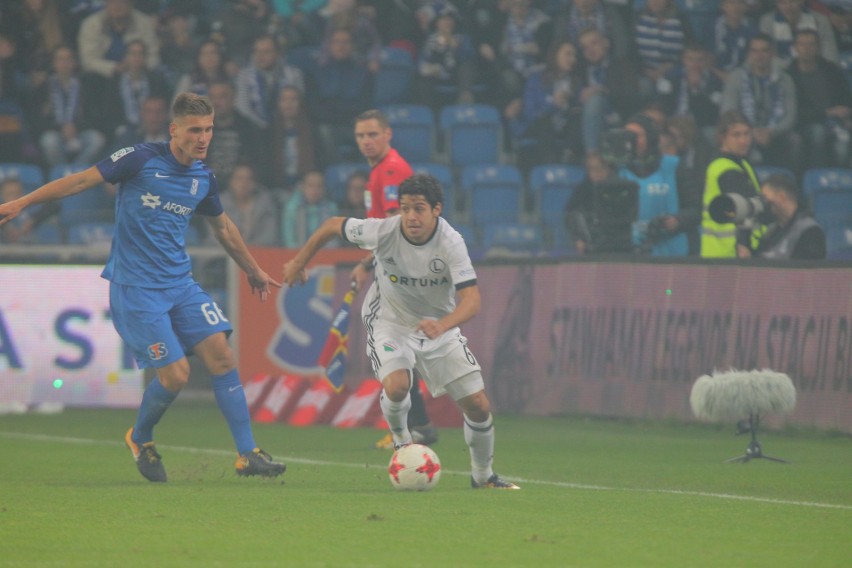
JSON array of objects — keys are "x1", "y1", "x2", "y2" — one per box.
[
  {"x1": 613, "y1": 113, "x2": 696, "y2": 256},
  {"x1": 701, "y1": 110, "x2": 762, "y2": 258},
  {"x1": 745, "y1": 174, "x2": 826, "y2": 260}
]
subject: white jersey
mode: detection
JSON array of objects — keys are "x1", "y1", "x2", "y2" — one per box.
[{"x1": 342, "y1": 216, "x2": 477, "y2": 330}]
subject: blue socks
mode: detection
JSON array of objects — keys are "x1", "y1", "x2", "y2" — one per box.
[
  {"x1": 212, "y1": 369, "x2": 256, "y2": 455},
  {"x1": 132, "y1": 378, "x2": 178, "y2": 445}
]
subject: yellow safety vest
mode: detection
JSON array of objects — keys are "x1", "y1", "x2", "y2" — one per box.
[{"x1": 700, "y1": 157, "x2": 760, "y2": 258}]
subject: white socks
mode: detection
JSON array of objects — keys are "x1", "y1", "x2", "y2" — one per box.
[
  {"x1": 380, "y1": 391, "x2": 412, "y2": 446},
  {"x1": 464, "y1": 413, "x2": 495, "y2": 483}
]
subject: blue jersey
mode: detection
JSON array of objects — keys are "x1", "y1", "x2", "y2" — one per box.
[{"x1": 96, "y1": 142, "x2": 223, "y2": 287}]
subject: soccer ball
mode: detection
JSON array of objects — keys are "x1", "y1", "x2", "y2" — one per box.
[{"x1": 388, "y1": 444, "x2": 441, "y2": 491}]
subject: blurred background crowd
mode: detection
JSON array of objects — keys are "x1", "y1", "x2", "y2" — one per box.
[{"x1": 0, "y1": 0, "x2": 850, "y2": 259}]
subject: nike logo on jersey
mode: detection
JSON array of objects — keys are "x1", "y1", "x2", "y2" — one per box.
[{"x1": 154, "y1": 172, "x2": 170, "y2": 178}]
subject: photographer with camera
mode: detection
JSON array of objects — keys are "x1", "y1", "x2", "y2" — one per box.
[
  {"x1": 564, "y1": 151, "x2": 639, "y2": 254},
  {"x1": 607, "y1": 113, "x2": 695, "y2": 256},
  {"x1": 744, "y1": 175, "x2": 826, "y2": 259},
  {"x1": 701, "y1": 110, "x2": 762, "y2": 258}
]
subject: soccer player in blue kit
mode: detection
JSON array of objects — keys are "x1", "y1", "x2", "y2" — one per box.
[{"x1": 0, "y1": 93, "x2": 285, "y2": 482}]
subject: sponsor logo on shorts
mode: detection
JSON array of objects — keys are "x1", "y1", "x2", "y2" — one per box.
[
  {"x1": 383, "y1": 341, "x2": 399, "y2": 352},
  {"x1": 147, "y1": 342, "x2": 169, "y2": 360}
]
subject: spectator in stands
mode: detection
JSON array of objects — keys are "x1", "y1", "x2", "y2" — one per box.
[
  {"x1": 0, "y1": 32, "x2": 35, "y2": 163},
  {"x1": 564, "y1": 151, "x2": 638, "y2": 254},
  {"x1": 29, "y1": 45, "x2": 105, "y2": 167},
  {"x1": 281, "y1": 169, "x2": 338, "y2": 247},
  {"x1": 77, "y1": 0, "x2": 159, "y2": 79},
  {"x1": 577, "y1": 28, "x2": 642, "y2": 152},
  {"x1": 337, "y1": 169, "x2": 368, "y2": 218},
  {"x1": 810, "y1": 0, "x2": 852, "y2": 52},
  {"x1": 656, "y1": 43, "x2": 723, "y2": 145},
  {"x1": 318, "y1": 0, "x2": 383, "y2": 73},
  {"x1": 615, "y1": 113, "x2": 692, "y2": 256},
  {"x1": 17, "y1": 0, "x2": 71, "y2": 77},
  {"x1": 271, "y1": 84, "x2": 320, "y2": 192},
  {"x1": 495, "y1": 0, "x2": 552, "y2": 106},
  {"x1": 210, "y1": 0, "x2": 275, "y2": 66},
  {"x1": 158, "y1": 11, "x2": 202, "y2": 91},
  {"x1": 710, "y1": 0, "x2": 757, "y2": 82},
  {"x1": 112, "y1": 94, "x2": 169, "y2": 149},
  {"x1": 104, "y1": 39, "x2": 170, "y2": 141},
  {"x1": 173, "y1": 40, "x2": 230, "y2": 99},
  {"x1": 465, "y1": 0, "x2": 512, "y2": 108},
  {"x1": 205, "y1": 80, "x2": 269, "y2": 188},
  {"x1": 551, "y1": 0, "x2": 632, "y2": 60},
  {"x1": 759, "y1": 0, "x2": 838, "y2": 65},
  {"x1": 721, "y1": 33, "x2": 798, "y2": 168},
  {"x1": 633, "y1": 0, "x2": 693, "y2": 99},
  {"x1": 210, "y1": 162, "x2": 279, "y2": 246},
  {"x1": 700, "y1": 109, "x2": 762, "y2": 258},
  {"x1": 747, "y1": 173, "x2": 827, "y2": 259},
  {"x1": 416, "y1": 5, "x2": 477, "y2": 110},
  {"x1": 235, "y1": 34, "x2": 305, "y2": 130},
  {"x1": 511, "y1": 39, "x2": 585, "y2": 169},
  {"x1": 787, "y1": 29, "x2": 852, "y2": 169},
  {"x1": 0, "y1": 177, "x2": 58, "y2": 243},
  {"x1": 306, "y1": 27, "x2": 372, "y2": 164}
]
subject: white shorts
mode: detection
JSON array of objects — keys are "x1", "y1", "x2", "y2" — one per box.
[{"x1": 366, "y1": 320, "x2": 483, "y2": 400}]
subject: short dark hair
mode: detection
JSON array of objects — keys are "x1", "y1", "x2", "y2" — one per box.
[
  {"x1": 716, "y1": 109, "x2": 751, "y2": 142},
  {"x1": 399, "y1": 174, "x2": 443, "y2": 208},
  {"x1": 172, "y1": 92, "x2": 214, "y2": 119},
  {"x1": 762, "y1": 173, "x2": 800, "y2": 202},
  {"x1": 355, "y1": 109, "x2": 389, "y2": 129}
]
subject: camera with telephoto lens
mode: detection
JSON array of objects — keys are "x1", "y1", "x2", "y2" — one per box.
[
  {"x1": 600, "y1": 128, "x2": 638, "y2": 168},
  {"x1": 708, "y1": 193, "x2": 768, "y2": 225}
]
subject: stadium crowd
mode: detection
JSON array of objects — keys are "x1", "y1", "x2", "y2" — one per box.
[{"x1": 0, "y1": 0, "x2": 849, "y2": 259}]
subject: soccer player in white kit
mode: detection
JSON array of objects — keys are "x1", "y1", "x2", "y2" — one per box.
[{"x1": 283, "y1": 174, "x2": 519, "y2": 489}]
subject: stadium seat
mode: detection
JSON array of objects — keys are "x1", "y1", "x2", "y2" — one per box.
[
  {"x1": 801, "y1": 168, "x2": 852, "y2": 204},
  {"x1": 451, "y1": 221, "x2": 480, "y2": 256},
  {"x1": 811, "y1": 189, "x2": 852, "y2": 259},
  {"x1": 461, "y1": 165, "x2": 522, "y2": 226},
  {"x1": 411, "y1": 162, "x2": 456, "y2": 217},
  {"x1": 66, "y1": 222, "x2": 115, "y2": 245},
  {"x1": 439, "y1": 104, "x2": 502, "y2": 168},
  {"x1": 0, "y1": 163, "x2": 45, "y2": 193},
  {"x1": 529, "y1": 164, "x2": 585, "y2": 251},
  {"x1": 32, "y1": 220, "x2": 62, "y2": 244},
  {"x1": 481, "y1": 222, "x2": 543, "y2": 254},
  {"x1": 50, "y1": 164, "x2": 113, "y2": 226},
  {"x1": 374, "y1": 47, "x2": 415, "y2": 107},
  {"x1": 324, "y1": 162, "x2": 370, "y2": 203},
  {"x1": 753, "y1": 165, "x2": 796, "y2": 184},
  {"x1": 382, "y1": 104, "x2": 435, "y2": 163}
]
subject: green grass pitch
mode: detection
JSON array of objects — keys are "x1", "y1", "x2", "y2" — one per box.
[{"x1": 0, "y1": 403, "x2": 850, "y2": 567}]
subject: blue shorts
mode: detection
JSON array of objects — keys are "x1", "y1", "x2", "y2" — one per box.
[{"x1": 109, "y1": 280, "x2": 232, "y2": 369}]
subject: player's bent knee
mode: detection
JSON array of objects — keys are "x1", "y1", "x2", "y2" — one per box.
[
  {"x1": 156, "y1": 358, "x2": 191, "y2": 392},
  {"x1": 381, "y1": 369, "x2": 412, "y2": 402},
  {"x1": 457, "y1": 390, "x2": 491, "y2": 423},
  {"x1": 195, "y1": 332, "x2": 235, "y2": 375}
]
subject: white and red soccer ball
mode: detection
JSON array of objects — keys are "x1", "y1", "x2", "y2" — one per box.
[{"x1": 388, "y1": 444, "x2": 442, "y2": 491}]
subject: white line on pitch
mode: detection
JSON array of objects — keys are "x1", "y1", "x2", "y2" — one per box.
[{"x1": 1, "y1": 431, "x2": 850, "y2": 511}]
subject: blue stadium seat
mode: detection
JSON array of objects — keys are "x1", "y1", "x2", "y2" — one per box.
[
  {"x1": 461, "y1": 165, "x2": 522, "y2": 226},
  {"x1": 32, "y1": 220, "x2": 62, "y2": 244},
  {"x1": 382, "y1": 104, "x2": 435, "y2": 163},
  {"x1": 50, "y1": 163, "x2": 113, "y2": 226},
  {"x1": 529, "y1": 164, "x2": 585, "y2": 251},
  {"x1": 812, "y1": 189, "x2": 852, "y2": 259},
  {"x1": 481, "y1": 222, "x2": 543, "y2": 254},
  {"x1": 801, "y1": 168, "x2": 852, "y2": 204},
  {"x1": 0, "y1": 163, "x2": 45, "y2": 193},
  {"x1": 753, "y1": 165, "x2": 796, "y2": 184},
  {"x1": 439, "y1": 104, "x2": 502, "y2": 168},
  {"x1": 67, "y1": 222, "x2": 115, "y2": 245},
  {"x1": 411, "y1": 162, "x2": 455, "y2": 217},
  {"x1": 324, "y1": 162, "x2": 370, "y2": 203},
  {"x1": 374, "y1": 47, "x2": 415, "y2": 106}
]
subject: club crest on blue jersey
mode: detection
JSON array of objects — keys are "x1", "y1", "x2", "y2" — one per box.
[
  {"x1": 268, "y1": 266, "x2": 336, "y2": 374},
  {"x1": 147, "y1": 342, "x2": 168, "y2": 360},
  {"x1": 191, "y1": 178, "x2": 198, "y2": 195}
]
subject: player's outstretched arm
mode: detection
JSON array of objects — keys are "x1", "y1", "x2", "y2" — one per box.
[
  {"x1": 205, "y1": 212, "x2": 281, "y2": 301},
  {"x1": 283, "y1": 217, "x2": 346, "y2": 286},
  {"x1": 0, "y1": 166, "x2": 104, "y2": 227}
]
